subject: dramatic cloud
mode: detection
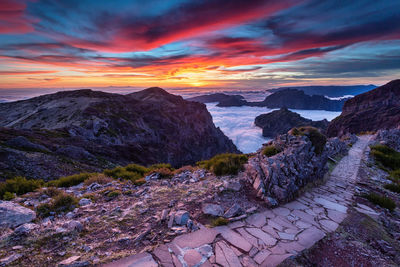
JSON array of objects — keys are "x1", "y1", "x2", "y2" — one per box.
[{"x1": 0, "y1": 0, "x2": 399, "y2": 89}]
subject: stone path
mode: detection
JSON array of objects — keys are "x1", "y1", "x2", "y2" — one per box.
[{"x1": 106, "y1": 135, "x2": 373, "y2": 267}]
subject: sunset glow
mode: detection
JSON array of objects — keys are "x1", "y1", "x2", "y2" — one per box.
[{"x1": 0, "y1": 0, "x2": 399, "y2": 90}]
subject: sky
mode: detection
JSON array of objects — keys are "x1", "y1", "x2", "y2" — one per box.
[{"x1": 0, "y1": 0, "x2": 399, "y2": 91}]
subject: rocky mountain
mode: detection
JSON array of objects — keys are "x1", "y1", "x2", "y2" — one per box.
[
  {"x1": 269, "y1": 84, "x2": 376, "y2": 97},
  {"x1": 255, "y1": 108, "x2": 329, "y2": 137},
  {"x1": 327, "y1": 79, "x2": 400, "y2": 137},
  {"x1": 190, "y1": 89, "x2": 347, "y2": 111},
  {"x1": 257, "y1": 89, "x2": 347, "y2": 111},
  {"x1": 187, "y1": 93, "x2": 246, "y2": 107},
  {"x1": 0, "y1": 88, "x2": 239, "y2": 179}
]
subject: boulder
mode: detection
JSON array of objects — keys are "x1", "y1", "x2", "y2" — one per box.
[
  {"x1": 6, "y1": 136, "x2": 49, "y2": 152},
  {"x1": 14, "y1": 223, "x2": 38, "y2": 234},
  {"x1": 202, "y1": 203, "x2": 224, "y2": 216},
  {"x1": 223, "y1": 203, "x2": 242, "y2": 218},
  {"x1": 174, "y1": 210, "x2": 190, "y2": 225},
  {"x1": 56, "y1": 145, "x2": 94, "y2": 160},
  {"x1": 78, "y1": 198, "x2": 92, "y2": 206},
  {"x1": 0, "y1": 201, "x2": 36, "y2": 228}
]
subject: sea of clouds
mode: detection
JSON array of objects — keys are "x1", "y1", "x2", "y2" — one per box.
[{"x1": 206, "y1": 103, "x2": 341, "y2": 153}]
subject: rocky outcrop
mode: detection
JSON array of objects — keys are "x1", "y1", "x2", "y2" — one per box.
[
  {"x1": 0, "y1": 201, "x2": 36, "y2": 228},
  {"x1": 376, "y1": 127, "x2": 400, "y2": 151},
  {"x1": 257, "y1": 89, "x2": 346, "y2": 111},
  {"x1": 327, "y1": 80, "x2": 400, "y2": 137},
  {"x1": 255, "y1": 108, "x2": 329, "y2": 137},
  {"x1": 0, "y1": 88, "x2": 238, "y2": 179},
  {"x1": 243, "y1": 132, "x2": 347, "y2": 206}
]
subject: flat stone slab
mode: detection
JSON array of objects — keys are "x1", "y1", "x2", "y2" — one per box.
[
  {"x1": 327, "y1": 209, "x2": 347, "y2": 223},
  {"x1": 297, "y1": 226, "x2": 326, "y2": 249},
  {"x1": 314, "y1": 197, "x2": 347, "y2": 213},
  {"x1": 173, "y1": 228, "x2": 217, "y2": 249},
  {"x1": 246, "y1": 227, "x2": 277, "y2": 247},
  {"x1": 246, "y1": 213, "x2": 267, "y2": 228},
  {"x1": 319, "y1": 219, "x2": 339, "y2": 232},
  {"x1": 215, "y1": 226, "x2": 252, "y2": 252},
  {"x1": 104, "y1": 252, "x2": 158, "y2": 267},
  {"x1": 215, "y1": 241, "x2": 242, "y2": 267}
]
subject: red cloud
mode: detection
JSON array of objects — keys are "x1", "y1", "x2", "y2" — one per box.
[{"x1": 0, "y1": 0, "x2": 34, "y2": 33}]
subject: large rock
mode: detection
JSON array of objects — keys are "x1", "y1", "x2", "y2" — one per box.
[
  {"x1": 243, "y1": 132, "x2": 346, "y2": 206},
  {"x1": 327, "y1": 79, "x2": 400, "y2": 137},
  {"x1": 255, "y1": 108, "x2": 329, "y2": 138},
  {"x1": 376, "y1": 127, "x2": 400, "y2": 151},
  {"x1": 0, "y1": 201, "x2": 36, "y2": 228}
]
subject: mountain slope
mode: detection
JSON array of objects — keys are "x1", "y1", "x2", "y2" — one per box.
[
  {"x1": 0, "y1": 88, "x2": 239, "y2": 179},
  {"x1": 327, "y1": 80, "x2": 400, "y2": 136}
]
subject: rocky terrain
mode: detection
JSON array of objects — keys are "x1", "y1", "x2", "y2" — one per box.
[
  {"x1": 327, "y1": 79, "x2": 400, "y2": 136},
  {"x1": 244, "y1": 128, "x2": 349, "y2": 206},
  {"x1": 0, "y1": 88, "x2": 238, "y2": 179},
  {"x1": 190, "y1": 89, "x2": 347, "y2": 111},
  {"x1": 255, "y1": 108, "x2": 329, "y2": 138}
]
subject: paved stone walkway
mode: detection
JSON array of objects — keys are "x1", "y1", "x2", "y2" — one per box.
[{"x1": 105, "y1": 135, "x2": 373, "y2": 267}]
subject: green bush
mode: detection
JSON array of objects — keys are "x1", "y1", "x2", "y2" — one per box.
[
  {"x1": 262, "y1": 145, "x2": 281, "y2": 157},
  {"x1": 3, "y1": 192, "x2": 15, "y2": 200},
  {"x1": 0, "y1": 176, "x2": 43, "y2": 199},
  {"x1": 36, "y1": 192, "x2": 78, "y2": 217},
  {"x1": 48, "y1": 173, "x2": 93, "y2": 188},
  {"x1": 363, "y1": 193, "x2": 396, "y2": 212},
  {"x1": 197, "y1": 153, "x2": 248, "y2": 176},
  {"x1": 370, "y1": 145, "x2": 400, "y2": 170},
  {"x1": 43, "y1": 187, "x2": 62, "y2": 197},
  {"x1": 211, "y1": 217, "x2": 229, "y2": 227},
  {"x1": 149, "y1": 163, "x2": 174, "y2": 171},
  {"x1": 292, "y1": 126, "x2": 327, "y2": 155},
  {"x1": 83, "y1": 173, "x2": 112, "y2": 186},
  {"x1": 384, "y1": 183, "x2": 400, "y2": 193},
  {"x1": 147, "y1": 167, "x2": 174, "y2": 179},
  {"x1": 106, "y1": 190, "x2": 121, "y2": 199}
]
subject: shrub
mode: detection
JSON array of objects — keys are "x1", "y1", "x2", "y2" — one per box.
[
  {"x1": 292, "y1": 126, "x2": 327, "y2": 155},
  {"x1": 43, "y1": 187, "x2": 62, "y2": 197},
  {"x1": 3, "y1": 192, "x2": 15, "y2": 200},
  {"x1": 262, "y1": 145, "x2": 281, "y2": 157},
  {"x1": 83, "y1": 173, "x2": 112, "y2": 186},
  {"x1": 36, "y1": 192, "x2": 78, "y2": 217},
  {"x1": 106, "y1": 190, "x2": 121, "y2": 199},
  {"x1": 147, "y1": 167, "x2": 174, "y2": 179},
  {"x1": 0, "y1": 176, "x2": 43, "y2": 199},
  {"x1": 370, "y1": 145, "x2": 400, "y2": 170},
  {"x1": 211, "y1": 217, "x2": 229, "y2": 227},
  {"x1": 48, "y1": 173, "x2": 93, "y2": 188},
  {"x1": 104, "y1": 166, "x2": 143, "y2": 181},
  {"x1": 363, "y1": 193, "x2": 396, "y2": 212},
  {"x1": 82, "y1": 193, "x2": 98, "y2": 202},
  {"x1": 197, "y1": 153, "x2": 248, "y2": 176},
  {"x1": 384, "y1": 183, "x2": 400, "y2": 193},
  {"x1": 149, "y1": 163, "x2": 174, "y2": 171}
]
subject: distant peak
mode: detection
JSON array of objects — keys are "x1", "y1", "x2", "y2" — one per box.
[{"x1": 142, "y1": 87, "x2": 169, "y2": 95}]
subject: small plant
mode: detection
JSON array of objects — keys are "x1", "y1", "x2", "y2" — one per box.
[
  {"x1": 147, "y1": 167, "x2": 174, "y2": 179},
  {"x1": 2, "y1": 192, "x2": 15, "y2": 200},
  {"x1": 197, "y1": 153, "x2": 248, "y2": 176},
  {"x1": 149, "y1": 163, "x2": 174, "y2": 171},
  {"x1": 211, "y1": 217, "x2": 229, "y2": 227},
  {"x1": 390, "y1": 170, "x2": 400, "y2": 182},
  {"x1": 43, "y1": 187, "x2": 62, "y2": 197},
  {"x1": 48, "y1": 173, "x2": 93, "y2": 188},
  {"x1": 363, "y1": 193, "x2": 396, "y2": 212},
  {"x1": 82, "y1": 193, "x2": 98, "y2": 202},
  {"x1": 370, "y1": 145, "x2": 400, "y2": 170},
  {"x1": 384, "y1": 183, "x2": 400, "y2": 193},
  {"x1": 106, "y1": 190, "x2": 121, "y2": 199},
  {"x1": 0, "y1": 176, "x2": 43, "y2": 199},
  {"x1": 83, "y1": 173, "x2": 112, "y2": 186},
  {"x1": 36, "y1": 192, "x2": 78, "y2": 217},
  {"x1": 262, "y1": 145, "x2": 281, "y2": 157}
]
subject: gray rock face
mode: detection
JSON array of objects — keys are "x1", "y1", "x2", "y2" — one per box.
[
  {"x1": 202, "y1": 203, "x2": 224, "y2": 216},
  {"x1": 56, "y1": 145, "x2": 94, "y2": 160},
  {"x1": 0, "y1": 201, "x2": 36, "y2": 228},
  {"x1": 14, "y1": 223, "x2": 38, "y2": 234},
  {"x1": 78, "y1": 198, "x2": 92, "y2": 206},
  {"x1": 6, "y1": 136, "x2": 49, "y2": 152},
  {"x1": 244, "y1": 133, "x2": 346, "y2": 206},
  {"x1": 376, "y1": 127, "x2": 400, "y2": 151}
]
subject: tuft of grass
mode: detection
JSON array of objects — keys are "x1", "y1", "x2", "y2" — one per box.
[
  {"x1": 389, "y1": 169, "x2": 400, "y2": 182},
  {"x1": 83, "y1": 173, "x2": 112, "y2": 186},
  {"x1": 363, "y1": 192, "x2": 396, "y2": 212},
  {"x1": 384, "y1": 183, "x2": 400, "y2": 193},
  {"x1": 262, "y1": 145, "x2": 281, "y2": 157},
  {"x1": 291, "y1": 126, "x2": 327, "y2": 155},
  {"x1": 197, "y1": 153, "x2": 248, "y2": 176},
  {"x1": 370, "y1": 145, "x2": 400, "y2": 170},
  {"x1": 0, "y1": 176, "x2": 43, "y2": 200},
  {"x1": 47, "y1": 173, "x2": 93, "y2": 188},
  {"x1": 43, "y1": 187, "x2": 63, "y2": 197},
  {"x1": 211, "y1": 217, "x2": 229, "y2": 227},
  {"x1": 36, "y1": 192, "x2": 78, "y2": 217},
  {"x1": 146, "y1": 167, "x2": 174, "y2": 179}
]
